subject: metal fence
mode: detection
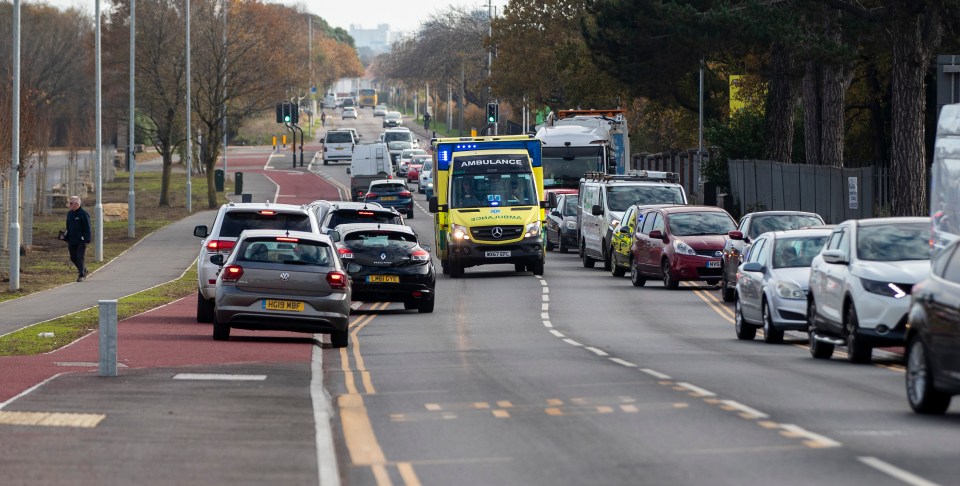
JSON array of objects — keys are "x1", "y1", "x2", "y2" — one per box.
[
  {"x1": 632, "y1": 149, "x2": 711, "y2": 204},
  {"x1": 726, "y1": 159, "x2": 876, "y2": 223}
]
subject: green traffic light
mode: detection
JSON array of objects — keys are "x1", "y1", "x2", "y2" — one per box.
[{"x1": 284, "y1": 115, "x2": 291, "y2": 123}]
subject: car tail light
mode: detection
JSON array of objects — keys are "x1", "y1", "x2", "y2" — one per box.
[
  {"x1": 356, "y1": 190, "x2": 365, "y2": 197},
  {"x1": 327, "y1": 271, "x2": 348, "y2": 289},
  {"x1": 276, "y1": 237, "x2": 299, "y2": 242},
  {"x1": 365, "y1": 192, "x2": 378, "y2": 199},
  {"x1": 337, "y1": 247, "x2": 354, "y2": 259},
  {"x1": 411, "y1": 249, "x2": 430, "y2": 261},
  {"x1": 358, "y1": 211, "x2": 374, "y2": 216},
  {"x1": 221, "y1": 264, "x2": 244, "y2": 281},
  {"x1": 399, "y1": 191, "x2": 412, "y2": 197},
  {"x1": 206, "y1": 239, "x2": 235, "y2": 252},
  {"x1": 259, "y1": 210, "x2": 277, "y2": 216}
]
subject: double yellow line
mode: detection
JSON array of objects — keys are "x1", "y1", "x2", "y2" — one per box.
[
  {"x1": 686, "y1": 283, "x2": 735, "y2": 323},
  {"x1": 338, "y1": 302, "x2": 423, "y2": 486}
]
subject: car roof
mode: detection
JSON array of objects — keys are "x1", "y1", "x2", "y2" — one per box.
[
  {"x1": 370, "y1": 179, "x2": 407, "y2": 185},
  {"x1": 237, "y1": 229, "x2": 332, "y2": 243},
  {"x1": 850, "y1": 216, "x2": 930, "y2": 226},
  {"x1": 329, "y1": 201, "x2": 387, "y2": 210},
  {"x1": 221, "y1": 202, "x2": 308, "y2": 213},
  {"x1": 767, "y1": 228, "x2": 835, "y2": 238},
  {"x1": 334, "y1": 223, "x2": 415, "y2": 235}
]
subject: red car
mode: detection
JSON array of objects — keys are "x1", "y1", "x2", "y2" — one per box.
[
  {"x1": 629, "y1": 205, "x2": 736, "y2": 289},
  {"x1": 406, "y1": 155, "x2": 430, "y2": 183}
]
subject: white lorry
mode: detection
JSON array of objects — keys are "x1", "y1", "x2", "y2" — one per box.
[
  {"x1": 932, "y1": 103, "x2": 960, "y2": 254},
  {"x1": 347, "y1": 142, "x2": 395, "y2": 201},
  {"x1": 536, "y1": 109, "x2": 630, "y2": 191}
]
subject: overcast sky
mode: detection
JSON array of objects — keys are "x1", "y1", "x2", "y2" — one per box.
[{"x1": 31, "y1": 0, "x2": 503, "y2": 36}]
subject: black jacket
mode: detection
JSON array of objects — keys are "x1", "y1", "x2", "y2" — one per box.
[{"x1": 65, "y1": 207, "x2": 91, "y2": 244}]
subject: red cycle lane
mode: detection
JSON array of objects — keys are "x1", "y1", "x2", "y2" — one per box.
[{"x1": 0, "y1": 144, "x2": 344, "y2": 405}]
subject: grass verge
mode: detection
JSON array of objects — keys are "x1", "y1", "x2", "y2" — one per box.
[{"x1": 0, "y1": 264, "x2": 198, "y2": 356}]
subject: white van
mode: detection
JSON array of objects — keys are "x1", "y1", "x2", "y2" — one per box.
[
  {"x1": 932, "y1": 103, "x2": 960, "y2": 254},
  {"x1": 322, "y1": 130, "x2": 355, "y2": 165},
  {"x1": 323, "y1": 93, "x2": 337, "y2": 109}
]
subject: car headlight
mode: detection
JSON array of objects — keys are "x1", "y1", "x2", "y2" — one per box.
[
  {"x1": 860, "y1": 278, "x2": 909, "y2": 299},
  {"x1": 775, "y1": 280, "x2": 805, "y2": 300},
  {"x1": 565, "y1": 220, "x2": 577, "y2": 230},
  {"x1": 427, "y1": 183, "x2": 433, "y2": 189},
  {"x1": 451, "y1": 223, "x2": 470, "y2": 241},
  {"x1": 610, "y1": 219, "x2": 621, "y2": 230},
  {"x1": 673, "y1": 239, "x2": 696, "y2": 256},
  {"x1": 524, "y1": 221, "x2": 541, "y2": 238}
]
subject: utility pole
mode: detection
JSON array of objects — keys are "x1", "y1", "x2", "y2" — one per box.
[
  {"x1": 221, "y1": 0, "x2": 227, "y2": 180},
  {"x1": 95, "y1": 0, "x2": 103, "y2": 261},
  {"x1": 128, "y1": 0, "x2": 136, "y2": 238},
  {"x1": 10, "y1": 0, "x2": 21, "y2": 290},
  {"x1": 488, "y1": 0, "x2": 497, "y2": 135},
  {"x1": 185, "y1": 0, "x2": 193, "y2": 213}
]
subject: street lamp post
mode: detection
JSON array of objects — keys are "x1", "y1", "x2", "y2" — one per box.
[
  {"x1": 128, "y1": 0, "x2": 136, "y2": 238},
  {"x1": 10, "y1": 0, "x2": 21, "y2": 291},
  {"x1": 185, "y1": 0, "x2": 192, "y2": 213}
]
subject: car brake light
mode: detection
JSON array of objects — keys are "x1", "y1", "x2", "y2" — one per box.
[
  {"x1": 206, "y1": 239, "x2": 235, "y2": 252},
  {"x1": 366, "y1": 193, "x2": 378, "y2": 199},
  {"x1": 221, "y1": 264, "x2": 243, "y2": 281},
  {"x1": 399, "y1": 191, "x2": 412, "y2": 197},
  {"x1": 259, "y1": 210, "x2": 276, "y2": 216},
  {"x1": 337, "y1": 247, "x2": 354, "y2": 259},
  {"x1": 358, "y1": 211, "x2": 375, "y2": 216},
  {"x1": 411, "y1": 249, "x2": 430, "y2": 261},
  {"x1": 276, "y1": 237, "x2": 299, "y2": 242},
  {"x1": 327, "y1": 271, "x2": 348, "y2": 289}
]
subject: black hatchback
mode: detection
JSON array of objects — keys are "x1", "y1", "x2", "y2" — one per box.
[
  {"x1": 905, "y1": 238, "x2": 960, "y2": 414},
  {"x1": 320, "y1": 202, "x2": 404, "y2": 234},
  {"x1": 332, "y1": 223, "x2": 436, "y2": 313}
]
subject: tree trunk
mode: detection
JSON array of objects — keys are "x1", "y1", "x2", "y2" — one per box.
[
  {"x1": 159, "y1": 147, "x2": 172, "y2": 207},
  {"x1": 820, "y1": 64, "x2": 851, "y2": 167},
  {"x1": 889, "y1": 3, "x2": 941, "y2": 216},
  {"x1": 802, "y1": 61, "x2": 822, "y2": 166},
  {"x1": 764, "y1": 43, "x2": 799, "y2": 163}
]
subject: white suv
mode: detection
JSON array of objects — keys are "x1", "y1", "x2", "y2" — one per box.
[
  {"x1": 807, "y1": 217, "x2": 931, "y2": 363},
  {"x1": 193, "y1": 202, "x2": 321, "y2": 322}
]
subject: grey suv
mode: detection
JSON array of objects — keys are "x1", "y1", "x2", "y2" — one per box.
[{"x1": 193, "y1": 202, "x2": 320, "y2": 322}]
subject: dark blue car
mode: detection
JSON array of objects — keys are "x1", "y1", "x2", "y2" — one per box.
[{"x1": 364, "y1": 180, "x2": 415, "y2": 219}]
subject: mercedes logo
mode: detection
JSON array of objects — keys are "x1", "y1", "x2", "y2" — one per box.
[
  {"x1": 492, "y1": 227, "x2": 504, "y2": 239},
  {"x1": 279, "y1": 272, "x2": 290, "y2": 280}
]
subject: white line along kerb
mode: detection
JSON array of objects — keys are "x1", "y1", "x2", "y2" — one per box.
[{"x1": 675, "y1": 382, "x2": 716, "y2": 397}]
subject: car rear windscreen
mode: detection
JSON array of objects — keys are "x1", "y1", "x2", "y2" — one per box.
[
  {"x1": 327, "y1": 211, "x2": 403, "y2": 228},
  {"x1": 220, "y1": 212, "x2": 312, "y2": 238},
  {"x1": 326, "y1": 132, "x2": 353, "y2": 144}
]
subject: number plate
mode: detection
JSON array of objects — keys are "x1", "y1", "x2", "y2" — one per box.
[
  {"x1": 706, "y1": 260, "x2": 721, "y2": 268},
  {"x1": 485, "y1": 251, "x2": 512, "y2": 258},
  {"x1": 262, "y1": 300, "x2": 304, "y2": 312},
  {"x1": 367, "y1": 275, "x2": 400, "y2": 283},
  {"x1": 380, "y1": 196, "x2": 398, "y2": 201}
]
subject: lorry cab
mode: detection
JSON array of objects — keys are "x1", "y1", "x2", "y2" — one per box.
[{"x1": 429, "y1": 136, "x2": 546, "y2": 277}]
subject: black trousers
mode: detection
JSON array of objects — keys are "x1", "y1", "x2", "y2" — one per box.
[{"x1": 68, "y1": 241, "x2": 87, "y2": 276}]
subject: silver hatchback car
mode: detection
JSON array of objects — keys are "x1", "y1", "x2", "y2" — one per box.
[{"x1": 211, "y1": 229, "x2": 352, "y2": 347}]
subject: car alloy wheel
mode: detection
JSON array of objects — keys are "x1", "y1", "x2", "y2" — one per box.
[
  {"x1": 662, "y1": 259, "x2": 679, "y2": 289},
  {"x1": 630, "y1": 258, "x2": 646, "y2": 287},
  {"x1": 906, "y1": 337, "x2": 951, "y2": 414},
  {"x1": 845, "y1": 305, "x2": 871, "y2": 364},
  {"x1": 808, "y1": 299, "x2": 834, "y2": 359},
  {"x1": 735, "y1": 297, "x2": 756, "y2": 340},
  {"x1": 762, "y1": 299, "x2": 784, "y2": 344}
]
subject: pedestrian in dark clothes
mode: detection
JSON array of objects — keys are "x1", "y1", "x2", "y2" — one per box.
[{"x1": 65, "y1": 195, "x2": 92, "y2": 282}]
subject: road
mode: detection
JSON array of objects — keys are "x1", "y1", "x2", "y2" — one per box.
[
  {"x1": 1, "y1": 109, "x2": 955, "y2": 486},
  {"x1": 318, "y1": 109, "x2": 959, "y2": 486}
]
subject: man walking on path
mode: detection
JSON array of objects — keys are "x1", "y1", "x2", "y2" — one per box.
[{"x1": 65, "y1": 195, "x2": 91, "y2": 282}]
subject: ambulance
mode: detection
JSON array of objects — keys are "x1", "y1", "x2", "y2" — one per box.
[{"x1": 429, "y1": 135, "x2": 546, "y2": 277}]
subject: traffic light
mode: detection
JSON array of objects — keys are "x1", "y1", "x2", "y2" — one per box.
[
  {"x1": 486, "y1": 102, "x2": 499, "y2": 124},
  {"x1": 276, "y1": 102, "x2": 299, "y2": 124},
  {"x1": 276, "y1": 103, "x2": 285, "y2": 123}
]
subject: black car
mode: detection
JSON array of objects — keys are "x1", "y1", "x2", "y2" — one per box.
[
  {"x1": 546, "y1": 193, "x2": 578, "y2": 253},
  {"x1": 719, "y1": 211, "x2": 824, "y2": 302},
  {"x1": 332, "y1": 223, "x2": 435, "y2": 313},
  {"x1": 905, "y1": 239, "x2": 960, "y2": 414},
  {"x1": 319, "y1": 202, "x2": 403, "y2": 234}
]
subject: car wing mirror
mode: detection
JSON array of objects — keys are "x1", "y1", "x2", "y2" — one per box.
[
  {"x1": 618, "y1": 225, "x2": 631, "y2": 234},
  {"x1": 728, "y1": 230, "x2": 743, "y2": 241},
  {"x1": 209, "y1": 254, "x2": 224, "y2": 266},
  {"x1": 194, "y1": 225, "x2": 209, "y2": 238},
  {"x1": 821, "y1": 249, "x2": 848, "y2": 265},
  {"x1": 329, "y1": 231, "x2": 341, "y2": 242},
  {"x1": 551, "y1": 210, "x2": 561, "y2": 217},
  {"x1": 741, "y1": 262, "x2": 765, "y2": 273},
  {"x1": 421, "y1": 244, "x2": 432, "y2": 253},
  {"x1": 591, "y1": 204, "x2": 604, "y2": 216},
  {"x1": 648, "y1": 229, "x2": 664, "y2": 240}
]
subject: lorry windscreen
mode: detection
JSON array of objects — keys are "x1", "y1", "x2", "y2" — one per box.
[
  {"x1": 606, "y1": 185, "x2": 684, "y2": 211},
  {"x1": 542, "y1": 146, "x2": 603, "y2": 189}
]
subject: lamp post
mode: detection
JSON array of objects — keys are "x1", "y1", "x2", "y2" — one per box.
[
  {"x1": 185, "y1": 0, "x2": 192, "y2": 213},
  {"x1": 9, "y1": 0, "x2": 21, "y2": 290},
  {"x1": 128, "y1": 0, "x2": 136, "y2": 238},
  {"x1": 95, "y1": 0, "x2": 103, "y2": 261}
]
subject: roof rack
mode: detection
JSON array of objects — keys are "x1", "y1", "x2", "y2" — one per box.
[{"x1": 582, "y1": 170, "x2": 679, "y2": 183}]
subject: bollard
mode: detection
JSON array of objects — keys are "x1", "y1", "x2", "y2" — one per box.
[
  {"x1": 214, "y1": 169, "x2": 225, "y2": 192},
  {"x1": 98, "y1": 300, "x2": 118, "y2": 377},
  {"x1": 241, "y1": 193, "x2": 252, "y2": 203},
  {"x1": 235, "y1": 172, "x2": 244, "y2": 195}
]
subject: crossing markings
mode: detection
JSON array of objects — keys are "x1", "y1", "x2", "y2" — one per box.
[{"x1": 0, "y1": 411, "x2": 105, "y2": 428}]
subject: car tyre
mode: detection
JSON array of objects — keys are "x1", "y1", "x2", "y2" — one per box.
[
  {"x1": 611, "y1": 257, "x2": 626, "y2": 277},
  {"x1": 546, "y1": 235, "x2": 555, "y2": 251},
  {"x1": 661, "y1": 260, "x2": 679, "y2": 289},
  {"x1": 323, "y1": 160, "x2": 329, "y2": 166},
  {"x1": 404, "y1": 301, "x2": 419, "y2": 310},
  {"x1": 705, "y1": 279, "x2": 720, "y2": 286},
  {"x1": 196, "y1": 290, "x2": 214, "y2": 323},
  {"x1": 845, "y1": 304, "x2": 872, "y2": 364},
  {"x1": 808, "y1": 299, "x2": 834, "y2": 359},
  {"x1": 602, "y1": 245, "x2": 613, "y2": 271},
  {"x1": 407, "y1": 208, "x2": 414, "y2": 219},
  {"x1": 630, "y1": 258, "x2": 646, "y2": 287},
  {"x1": 735, "y1": 297, "x2": 757, "y2": 340},
  {"x1": 530, "y1": 259, "x2": 545, "y2": 276},
  {"x1": 720, "y1": 268, "x2": 736, "y2": 302},
  {"x1": 419, "y1": 297, "x2": 435, "y2": 313},
  {"x1": 212, "y1": 311, "x2": 230, "y2": 341},
  {"x1": 558, "y1": 232, "x2": 568, "y2": 253},
  {"x1": 515, "y1": 263, "x2": 526, "y2": 273},
  {"x1": 581, "y1": 241, "x2": 596, "y2": 268},
  {"x1": 906, "y1": 336, "x2": 952, "y2": 414},
  {"x1": 331, "y1": 329, "x2": 349, "y2": 348},
  {"x1": 449, "y1": 259, "x2": 464, "y2": 278},
  {"x1": 762, "y1": 299, "x2": 784, "y2": 344}
]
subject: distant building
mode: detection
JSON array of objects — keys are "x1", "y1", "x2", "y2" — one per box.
[{"x1": 349, "y1": 24, "x2": 395, "y2": 55}]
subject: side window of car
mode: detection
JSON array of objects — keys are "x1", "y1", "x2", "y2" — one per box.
[
  {"x1": 836, "y1": 228, "x2": 850, "y2": 257},
  {"x1": 651, "y1": 213, "x2": 664, "y2": 232},
  {"x1": 941, "y1": 245, "x2": 960, "y2": 284},
  {"x1": 746, "y1": 238, "x2": 765, "y2": 263},
  {"x1": 640, "y1": 211, "x2": 655, "y2": 234},
  {"x1": 755, "y1": 238, "x2": 771, "y2": 264},
  {"x1": 826, "y1": 229, "x2": 842, "y2": 250},
  {"x1": 738, "y1": 216, "x2": 750, "y2": 233},
  {"x1": 622, "y1": 208, "x2": 635, "y2": 231}
]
